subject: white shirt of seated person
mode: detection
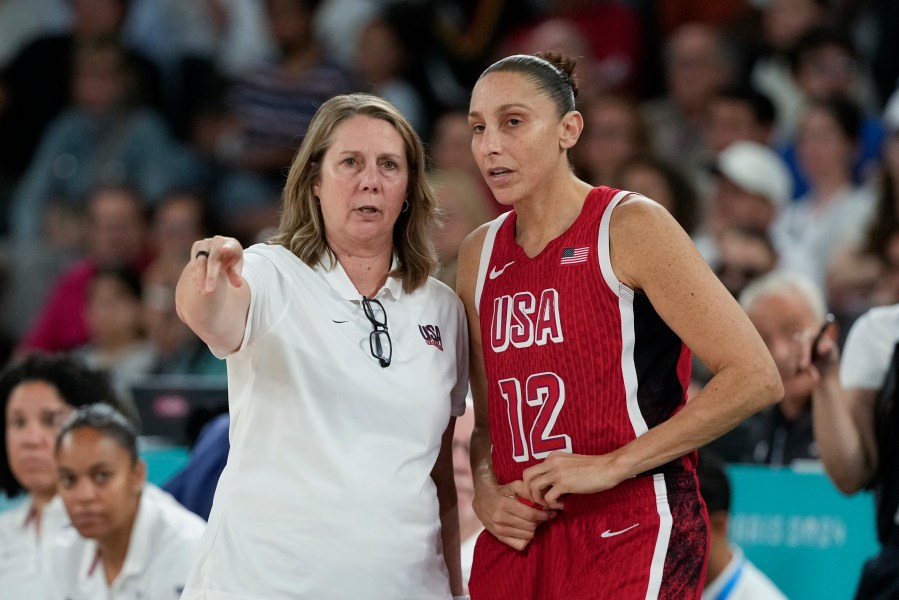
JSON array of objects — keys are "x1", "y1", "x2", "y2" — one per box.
[
  {"x1": 0, "y1": 494, "x2": 69, "y2": 598},
  {"x1": 45, "y1": 484, "x2": 205, "y2": 600}
]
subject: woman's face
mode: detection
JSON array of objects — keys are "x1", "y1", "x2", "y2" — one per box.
[
  {"x1": 468, "y1": 71, "x2": 570, "y2": 205},
  {"x1": 57, "y1": 427, "x2": 143, "y2": 542},
  {"x1": 73, "y1": 49, "x2": 127, "y2": 113},
  {"x1": 619, "y1": 164, "x2": 674, "y2": 213},
  {"x1": 314, "y1": 115, "x2": 409, "y2": 252},
  {"x1": 796, "y1": 106, "x2": 855, "y2": 184},
  {"x1": 578, "y1": 100, "x2": 639, "y2": 182},
  {"x1": 5, "y1": 382, "x2": 72, "y2": 498},
  {"x1": 86, "y1": 275, "x2": 144, "y2": 347}
]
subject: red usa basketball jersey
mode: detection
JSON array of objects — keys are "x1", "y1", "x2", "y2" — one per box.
[{"x1": 475, "y1": 186, "x2": 694, "y2": 497}]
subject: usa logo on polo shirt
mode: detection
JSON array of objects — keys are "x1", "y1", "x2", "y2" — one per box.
[{"x1": 418, "y1": 324, "x2": 443, "y2": 351}]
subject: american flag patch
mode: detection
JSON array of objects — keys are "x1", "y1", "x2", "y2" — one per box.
[{"x1": 560, "y1": 246, "x2": 589, "y2": 265}]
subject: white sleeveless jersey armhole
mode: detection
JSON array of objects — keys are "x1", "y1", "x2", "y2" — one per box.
[
  {"x1": 598, "y1": 190, "x2": 640, "y2": 299},
  {"x1": 474, "y1": 211, "x2": 513, "y2": 313}
]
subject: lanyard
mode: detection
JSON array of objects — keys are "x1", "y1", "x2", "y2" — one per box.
[{"x1": 715, "y1": 558, "x2": 745, "y2": 600}]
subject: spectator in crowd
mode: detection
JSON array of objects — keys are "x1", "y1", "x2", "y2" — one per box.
[
  {"x1": 656, "y1": 0, "x2": 755, "y2": 37},
  {"x1": 811, "y1": 301, "x2": 899, "y2": 598},
  {"x1": 572, "y1": 93, "x2": 651, "y2": 188},
  {"x1": 713, "y1": 226, "x2": 779, "y2": 300},
  {"x1": 0, "y1": 0, "x2": 67, "y2": 68},
  {"x1": 643, "y1": 22, "x2": 738, "y2": 186},
  {"x1": 772, "y1": 96, "x2": 875, "y2": 290},
  {"x1": 155, "y1": 0, "x2": 275, "y2": 139},
  {"x1": 355, "y1": 15, "x2": 425, "y2": 134},
  {"x1": 141, "y1": 189, "x2": 225, "y2": 377},
  {"x1": 738, "y1": 271, "x2": 827, "y2": 466},
  {"x1": 697, "y1": 450, "x2": 788, "y2": 599},
  {"x1": 311, "y1": 0, "x2": 380, "y2": 70},
  {"x1": 160, "y1": 0, "x2": 274, "y2": 81},
  {"x1": 0, "y1": 353, "x2": 129, "y2": 598},
  {"x1": 503, "y1": 0, "x2": 644, "y2": 95},
  {"x1": 384, "y1": 0, "x2": 537, "y2": 112},
  {"x1": 703, "y1": 85, "x2": 778, "y2": 158},
  {"x1": 828, "y1": 90, "x2": 899, "y2": 313},
  {"x1": 694, "y1": 140, "x2": 792, "y2": 266},
  {"x1": 779, "y1": 26, "x2": 885, "y2": 197},
  {"x1": 615, "y1": 153, "x2": 701, "y2": 237},
  {"x1": 209, "y1": 0, "x2": 357, "y2": 239},
  {"x1": 9, "y1": 37, "x2": 180, "y2": 241},
  {"x1": 47, "y1": 403, "x2": 205, "y2": 599},
  {"x1": 751, "y1": 0, "x2": 833, "y2": 141},
  {"x1": 20, "y1": 185, "x2": 150, "y2": 355},
  {"x1": 0, "y1": 0, "x2": 162, "y2": 191},
  {"x1": 75, "y1": 266, "x2": 156, "y2": 405}
]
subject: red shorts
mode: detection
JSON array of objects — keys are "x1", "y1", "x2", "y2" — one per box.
[{"x1": 469, "y1": 471, "x2": 709, "y2": 600}]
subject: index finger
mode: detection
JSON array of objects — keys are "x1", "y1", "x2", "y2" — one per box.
[{"x1": 191, "y1": 241, "x2": 212, "y2": 292}]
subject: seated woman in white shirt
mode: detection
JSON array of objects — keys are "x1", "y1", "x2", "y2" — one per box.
[
  {"x1": 0, "y1": 353, "x2": 131, "y2": 598},
  {"x1": 47, "y1": 403, "x2": 205, "y2": 600}
]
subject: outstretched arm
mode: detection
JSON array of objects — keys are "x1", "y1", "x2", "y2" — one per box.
[
  {"x1": 523, "y1": 196, "x2": 783, "y2": 507},
  {"x1": 456, "y1": 225, "x2": 556, "y2": 550},
  {"x1": 175, "y1": 235, "x2": 251, "y2": 356}
]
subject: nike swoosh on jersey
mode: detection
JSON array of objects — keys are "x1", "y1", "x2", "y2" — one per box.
[
  {"x1": 600, "y1": 523, "x2": 639, "y2": 538},
  {"x1": 488, "y1": 261, "x2": 515, "y2": 280},
  {"x1": 332, "y1": 320, "x2": 348, "y2": 324}
]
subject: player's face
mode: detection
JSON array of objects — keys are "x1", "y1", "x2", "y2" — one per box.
[
  {"x1": 57, "y1": 427, "x2": 144, "y2": 543},
  {"x1": 468, "y1": 71, "x2": 569, "y2": 206},
  {"x1": 5, "y1": 382, "x2": 73, "y2": 499},
  {"x1": 314, "y1": 115, "x2": 410, "y2": 252}
]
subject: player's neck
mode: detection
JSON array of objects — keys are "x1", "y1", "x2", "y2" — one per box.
[{"x1": 513, "y1": 178, "x2": 591, "y2": 258}]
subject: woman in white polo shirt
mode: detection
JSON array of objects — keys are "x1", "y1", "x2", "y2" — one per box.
[
  {"x1": 47, "y1": 403, "x2": 206, "y2": 599},
  {"x1": 176, "y1": 93, "x2": 468, "y2": 599},
  {"x1": 0, "y1": 353, "x2": 134, "y2": 598}
]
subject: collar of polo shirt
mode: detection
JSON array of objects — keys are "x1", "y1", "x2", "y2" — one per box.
[{"x1": 316, "y1": 254, "x2": 403, "y2": 302}]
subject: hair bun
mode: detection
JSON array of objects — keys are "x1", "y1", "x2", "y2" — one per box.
[{"x1": 535, "y1": 51, "x2": 579, "y2": 99}]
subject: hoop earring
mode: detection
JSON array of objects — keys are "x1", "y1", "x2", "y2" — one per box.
[{"x1": 401, "y1": 200, "x2": 410, "y2": 213}]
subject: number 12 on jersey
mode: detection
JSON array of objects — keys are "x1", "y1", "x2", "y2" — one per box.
[{"x1": 498, "y1": 372, "x2": 572, "y2": 462}]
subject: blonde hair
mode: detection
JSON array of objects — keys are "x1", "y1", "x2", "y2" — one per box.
[{"x1": 269, "y1": 93, "x2": 438, "y2": 293}]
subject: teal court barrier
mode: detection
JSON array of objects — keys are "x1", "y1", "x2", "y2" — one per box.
[
  {"x1": 141, "y1": 444, "x2": 191, "y2": 486},
  {"x1": 728, "y1": 463, "x2": 878, "y2": 600}
]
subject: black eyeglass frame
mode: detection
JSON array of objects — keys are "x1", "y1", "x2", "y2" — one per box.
[{"x1": 362, "y1": 297, "x2": 392, "y2": 368}]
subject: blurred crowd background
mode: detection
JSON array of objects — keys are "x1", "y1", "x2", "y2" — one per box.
[{"x1": 1, "y1": 0, "x2": 899, "y2": 465}]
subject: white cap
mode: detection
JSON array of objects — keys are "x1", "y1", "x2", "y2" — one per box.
[
  {"x1": 884, "y1": 89, "x2": 899, "y2": 132},
  {"x1": 715, "y1": 141, "x2": 792, "y2": 209}
]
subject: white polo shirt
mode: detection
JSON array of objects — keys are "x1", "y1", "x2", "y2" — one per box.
[
  {"x1": 45, "y1": 484, "x2": 205, "y2": 600},
  {"x1": 181, "y1": 244, "x2": 468, "y2": 600},
  {"x1": 0, "y1": 494, "x2": 69, "y2": 598},
  {"x1": 840, "y1": 304, "x2": 899, "y2": 391},
  {"x1": 700, "y1": 546, "x2": 786, "y2": 600}
]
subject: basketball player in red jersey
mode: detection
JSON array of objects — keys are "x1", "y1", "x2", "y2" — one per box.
[{"x1": 456, "y1": 52, "x2": 783, "y2": 599}]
